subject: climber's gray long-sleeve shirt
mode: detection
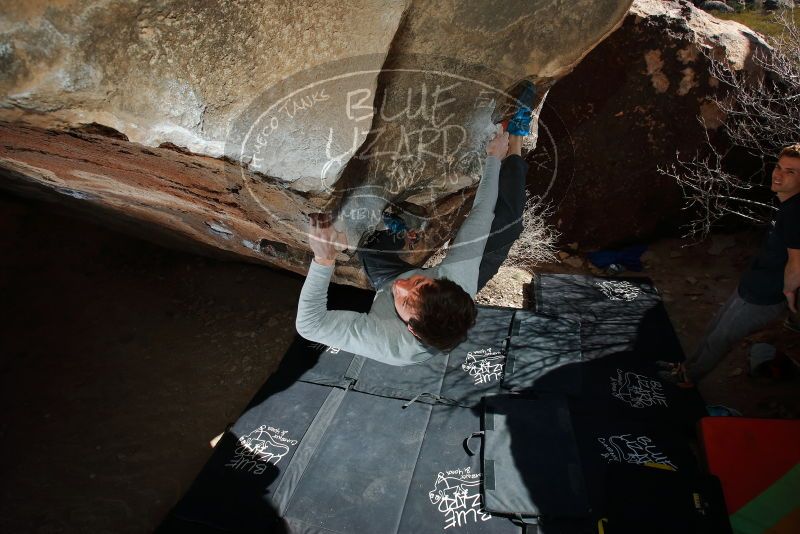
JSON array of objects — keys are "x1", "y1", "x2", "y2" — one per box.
[{"x1": 295, "y1": 156, "x2": 501, "y2": 365}]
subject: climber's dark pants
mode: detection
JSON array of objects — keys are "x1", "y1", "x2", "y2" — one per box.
[{"x1": 359, "y1": 155, "x2": 528, "y2": 291}]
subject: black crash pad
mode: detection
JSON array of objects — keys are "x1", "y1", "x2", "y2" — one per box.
[
  {"x1": 163, "y1": 278, "x2": 708, "y2": 533},
  {"x1": 165, "y1": 383, "x2": 521, "y2": 534},
  {"x1": 482, "y1": 395, "x2": 589, "y2": 519},
  {"x1": 502, "y1": 311, "x2": 582, "y2": 395},
  {"x1": 288, "y1": 306, "x2": 517, "y2": 408},
  {"x1": 398, "y1": 405, "x2": 519, "y2": 534},
  {"x1": 530, "y1": 274, "x2": 684, "y2": 362}
]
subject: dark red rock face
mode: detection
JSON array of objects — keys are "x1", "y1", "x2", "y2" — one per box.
[
  {"x1": 0, "y1": 122, "x2": 375, "y2": 283},
  {"x1": 527, "y1": 4, "x2": 765, "y2": 249}
]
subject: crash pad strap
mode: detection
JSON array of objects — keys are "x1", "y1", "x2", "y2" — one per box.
[
  {"x1": 272, "y1": 387, "x2": 348, "y2": 514},
  {"x1": 344, "y1": 354, "x2": 366, "y2": 382},
  {"x1": 485, "y1": 459, "x2": 496, "y2": 491}
]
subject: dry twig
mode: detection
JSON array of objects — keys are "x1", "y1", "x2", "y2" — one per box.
[{"x1": 659, "y1": 12, "x2": 798, "y2": 239}]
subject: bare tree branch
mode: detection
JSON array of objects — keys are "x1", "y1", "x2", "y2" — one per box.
[
  {"x1": 504, "y1": 193, "x2": 560, "y2": 268},
  {"x1": 659, "y1": 12, "x2": 798, "y2": 239}
]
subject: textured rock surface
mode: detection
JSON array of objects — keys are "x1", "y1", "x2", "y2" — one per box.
[
  {"x1": 526, "y1": 0, "x2": 768, "y2": 249},
  {"x1": 333, "y1": 0, "x2": 632, "y2": 248},
  {"x1": 0, "y1": 0, "x2": 404, "y2": 161},
  {"x1": 0, "y1": 0, "x2": 633, "y2": 285},
  {"x1": 0, "y1": 122, "x2": 371, "y2": 284}
]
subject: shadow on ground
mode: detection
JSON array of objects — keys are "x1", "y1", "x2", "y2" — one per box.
[{"x1": 0, "y1": 192, "x2": 305, "y2": 533}]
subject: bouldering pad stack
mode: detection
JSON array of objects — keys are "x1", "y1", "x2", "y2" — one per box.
[
  {"x1": 700, "y1": 417, "x2": 800, "y2": 534},
  {"x1": 160, "y1": 274, "x2": 728, "y2": 533}
]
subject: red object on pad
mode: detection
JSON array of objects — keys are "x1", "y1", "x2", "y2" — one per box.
[{"x1": 699, "y1": 417, "x2": 800, "y2": 514}]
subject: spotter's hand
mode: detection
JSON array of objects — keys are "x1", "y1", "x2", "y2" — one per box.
[{"x1": 785, "y1": 288, "x2": 798, "y2": 314}]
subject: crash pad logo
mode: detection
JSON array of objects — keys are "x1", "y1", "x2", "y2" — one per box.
[
  {"x1": 596, "y1": 280, "x2": 641, "y2": 301},
  {"x1": 610, "y1": 369, "x2": 668, "y2": 409},
  {"x1": 428, "y1": 468, "x2": 492, "y2": 530},
  {"x1": 598, "y1": 434, "x2": 677, "y2": 471},
  {"x1": 225, "y1": 425, "x2": 298, "y2": 475},
  {"x1": 461, "y1": 347, "x2": 504, "y2": 385}
]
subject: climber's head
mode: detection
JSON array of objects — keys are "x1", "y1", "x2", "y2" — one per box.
[{"x1": 392, "y1": 274, "x2": 477, "y2": 351}]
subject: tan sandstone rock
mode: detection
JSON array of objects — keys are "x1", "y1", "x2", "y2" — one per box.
[{"x1": 0, "y1": 0, "x2": 633, "y2": 286}]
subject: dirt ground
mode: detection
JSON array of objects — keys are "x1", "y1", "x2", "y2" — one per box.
[{"x1": 1, "y1": 191, "x2": 798, "y2": 533}]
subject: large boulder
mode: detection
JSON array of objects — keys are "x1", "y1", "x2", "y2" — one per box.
[
  {"x1": 0, "y1": 0, "x2": 632, "y2": 285},
  {"x1": 526, "y1": 0, "x2": 768, "y2": 249},
  {"x1": 700, "y1": 1, "x2": 735, "y2": 13},
  {"x1": 331, "y1": 0, "x2": 632, "y2": 248},
  {"x1": 0, "y1": 0, "x2": 405, "y2": 159}
]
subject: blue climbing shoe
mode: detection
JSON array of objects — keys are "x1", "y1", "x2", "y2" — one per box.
[
  {"x1": 500, "y1": 80, "x2": 537, "y2": 136},
  {"x1": 383, "y1": 211, "x2": 408, "y2": 236},
  {"x1": 382, "y1": 210, "x2": 420, "y2": 245}
]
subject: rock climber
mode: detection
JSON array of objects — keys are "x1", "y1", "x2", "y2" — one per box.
[{"x1": 295, "y1": 82, "x2": 537, "y2": 365}]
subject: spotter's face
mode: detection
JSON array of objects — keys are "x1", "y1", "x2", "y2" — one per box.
[{"x1": 772, "y1": 156, "x2": 800, "y2": 200}]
